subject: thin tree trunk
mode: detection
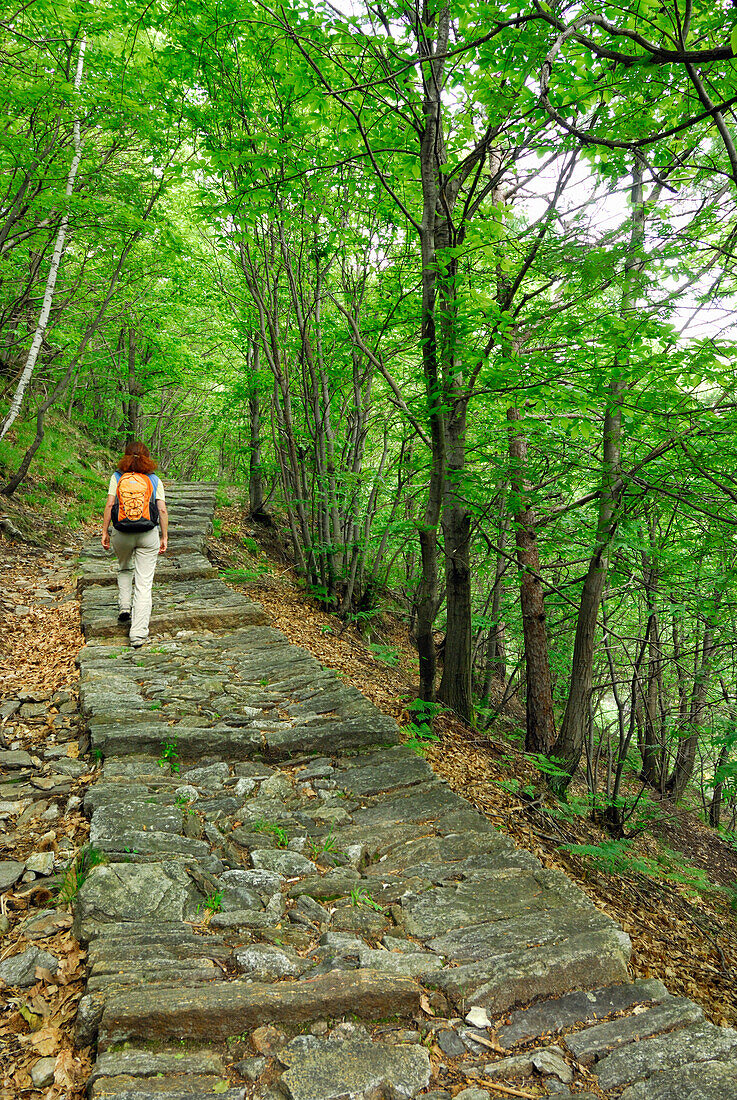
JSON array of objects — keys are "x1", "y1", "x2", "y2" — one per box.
[
  {"x1": 550, "y1": 164, "x2": 645, "y2": 791},
  {"x1": 0, "y1": 35, "x2": 86, "y2": 442},
  {"x1": 507, "y1": 404, "x2": 556, "y2": 754}
]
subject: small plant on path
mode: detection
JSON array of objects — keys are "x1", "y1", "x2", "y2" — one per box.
[{"x1": 158, "y1": 736, "x2": 180, "y2": 774}]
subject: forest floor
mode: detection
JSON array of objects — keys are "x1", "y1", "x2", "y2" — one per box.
[{"x1": 2, "y1": 490, "x2": 737, "y2": 1097}]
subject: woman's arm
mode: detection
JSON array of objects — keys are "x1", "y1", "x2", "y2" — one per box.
[
  {"x1": 158, "y1": 502, "x2": 168, "y2": 553},
  {"x1": 102, "y1": 494, "x2": 115, "y2": 550}
]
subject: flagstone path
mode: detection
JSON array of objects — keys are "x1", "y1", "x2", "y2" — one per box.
[{"x1": 69, "y1": 483, "x2": 737, "y2": 1100}]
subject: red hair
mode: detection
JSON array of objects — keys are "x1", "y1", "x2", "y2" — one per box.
[{"x1": 118, "y1": 441, "x2": 157, "y2": 474}]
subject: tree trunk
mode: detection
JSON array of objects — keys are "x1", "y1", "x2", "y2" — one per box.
[
  {"x1": 507, "y1": 405, "x2": 556, "y2": 754},
  {"x1": 550, "y1": 164, "x2": 645, "y2": 791},
  {"x1": 247, "y1": 341, "x2": 267, "y2": 519},
  {"x1": 667, "y1": 596, "x2": 719, "y2": 801},
  {"x1": 0, "y1": 35, "x2": 86, "y2": 442}
]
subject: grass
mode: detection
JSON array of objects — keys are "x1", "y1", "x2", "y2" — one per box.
[
  {"x1": 55, "y1": 845, "x2": 106, "y2": 905},
  {"x1": 0, "y1": 409, "x2": 117, "y2": 538}
]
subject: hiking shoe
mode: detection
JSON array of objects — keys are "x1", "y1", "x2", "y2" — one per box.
[
  {"x1": 118, "y1": 610, "x2": 131, "y2": 624},
  {"x1": 130, "y1": 638, "x2": 147, "y2": 649}
]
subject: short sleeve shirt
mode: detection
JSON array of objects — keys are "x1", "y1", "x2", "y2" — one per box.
[{"x1": 108, "y1": 473, "x2": 165, "y2": 501}]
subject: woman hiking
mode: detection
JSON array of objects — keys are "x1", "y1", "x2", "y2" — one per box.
[{"x1": 101, "y1": 441, "x2": 168, "y2": 648}]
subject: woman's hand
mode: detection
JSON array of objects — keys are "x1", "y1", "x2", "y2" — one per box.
[
  {"x1": 101, "y1": 531, "x2": 111, "y2": 550},
  {"x1": 159, "y1": 536, "x2": 168, "y2": 554}
]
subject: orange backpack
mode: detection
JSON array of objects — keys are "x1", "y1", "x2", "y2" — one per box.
[{"x1": 111, "y1": 472, "x2": 160, "y2": 533}]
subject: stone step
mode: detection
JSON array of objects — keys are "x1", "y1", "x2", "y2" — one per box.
[
  {"x1": 97, "y1": 971, "x2": 422, "y2": 1049},
  {"x1": 77, "y1": 553, "x2": 217, "y2": 591},
  {"x1": 595, "y1": 1020, "x2": 737, "y2": 1091},
  {"x1": 433, "y1": 926, "x2": 630, "y2": 1015},
  {"x1": 90, "y1": 1075, "x2": 243, "y2": 1099},
  {"x1": 497, "y1": 978, "x2": 671, "y2": 1048},
  {"x1": 618, "y1": 1056, "x2": 737, "y2": 1099},
  {"x1": 80, "y1": 579, "x2": 269, "y2": 639},
  {"x1": 566, "y1": 996, "x2": 704, "y2": 1065}
]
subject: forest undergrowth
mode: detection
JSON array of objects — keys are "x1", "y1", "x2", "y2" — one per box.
[{"x1": 210, "y1": 496, "x2": 737, "y2": 1030}]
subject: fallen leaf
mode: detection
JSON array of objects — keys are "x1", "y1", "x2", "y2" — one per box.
[
  {"x1": 29, "y1": 1025, "x2": 62, "y2": 1056},
  {"x1": 18, "y1": 1005, "x2": 43, "y2": 1031},
  {"x1": 420, "y1": 993, "x2": 435, "y2": 1016}
]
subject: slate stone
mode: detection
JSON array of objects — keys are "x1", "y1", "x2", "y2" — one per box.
[
  {"x1": 89, "y1": 1074, "x2": 241, "y2": 1098},
  {"x1": 251, "y1": 850, "x2": 317, "y2": 876},
  {"x1": 566, "y1": 998, "x2": 704, "y2": 1065},
  {"x1": 498, "y1": 979, "x2": 670, "y2": 1048},
  {"x1": 25, "y1": 851, "x2": 55, "y2": 875},
  {"x1": 234, "y1": 1055, "x2": 268, "y2": 1081},
  {"x1": 90, "y1": 800, "x2": 183, "y2": 840},
  {"x1": 31, "y1": 1058, "x2": 56, "y2": 1087},
  {"x1": 338, "y1": 749, "x2": 434, "y2": 796},
  {"x1": 402, "y1": 869, "x2": 597, "y2": 938},
  {"x1": 220, "y1": 868, "x2": 283, "y2": 896},
  {"x1": 330, "y1": 905, "x2": 390, "y2": 935},
  {"x1": 219, "y1": 884, "x2": 262, "y2": 912},
  {"x1": 433, "y1": 927, "x2": 631, "y2": 1013},
  {"x1": 428, "y1": 908, "x2": 616, "y2": 963},
  {"x1": 0, "y1": 750, "x2": 33, "y2": 768},
  {"x1": 352, "y1": 781, "x2": 463, "y2": 828},
  {"x1": 234, "y1": 944, "x2": 307, "y2": 980},
  {"x1": 619, "y1": 1057, "x2": 737, "y2": 1099},
  {"x1": 99, "y1": 971, "x2": 422, "y2": 1047},
  {"x1": 595, "y1": 1022, "x2": 737, "y2": 1090},
  {"x1": 290, "y1": 867, "x2": 360, "y2": 900},
  {"x1": 0, "y1": 860, "x2": 25, "y2": 892},
  {"x1": 278, "y1": 1036, "x2": 431, "y2": 1100},
  {"x1": 91, "y1": 1048, "x2": 227, "y2": 1082},
  {"x1": 437, "y1": 1030, "x2": 466, "y2": 1057},
  {"x1": 0, "y1": 945, "x2": 59, "y2": 987},
  {"x1": 181, "y1": 762, "x2": 230, "y2": 788},
  {"x1": 73, "y1": 864, "x2": 199, "y2": 942}
]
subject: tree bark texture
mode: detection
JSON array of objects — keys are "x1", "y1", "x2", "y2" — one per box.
[{"x1": 507, "y1": 405, "x2": 556, "y2": 754}]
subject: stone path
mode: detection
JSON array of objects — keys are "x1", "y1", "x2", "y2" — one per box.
[{"x1": 69, "y1": 483, "x2": 737, "y2": 1100}]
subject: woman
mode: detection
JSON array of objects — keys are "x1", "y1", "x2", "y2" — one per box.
[{"x1": 101, "y1": 441, "x2": 168, "y2": 648}]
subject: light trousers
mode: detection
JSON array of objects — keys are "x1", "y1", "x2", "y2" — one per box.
[{"x1": 111, "y1": 527, "x2": 160, "y2": 642}]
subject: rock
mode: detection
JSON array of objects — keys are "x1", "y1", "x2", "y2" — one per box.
[
  {"x1": 31, "y1": 1057, "x2": 56, "y2": 1087},
  {"x1": 290, "y1": 867, "x2": 359, "y2": 900},
  {"x1": 432, "y1": 925, "x2": 631, "y2": 1014},
  {"x1": 25, "y1": 851, "x2": 55, "y2": 876},
  {"x1": 484, "y1": 1054, "x2": 535, "y2": 1078},
  {"x1": 98, "y1": 971, "x2": 422, "y2": 1047},
  {"x1": 20, "y1": 703, "x2": 47, "y2": 718},
  {"x1": 0, "y1": 860, "x2": 25, "y2": 892},
  {"x1": 619, "y1": 1057, "x2": 737, "y2": 1099},
  {"x1": 532, "y1": 1047, "x2": 573, "y2": 1083},
  {"x1": 253, "y1": 1025, "x2": 288, "y2": 1055},
  {"x1": 73, "y1": 864, "x2": 199, "y2": 941},
  {"x1": 220, "y1": 884, "x2": 262, "y2": 912},
  {"x1": 330, "y1": 906, "x2": 389, "y2": 935},
  {"x1": 220, "y1": 868, "x2": 283, "y2": 896},
  {"x1": 0, "y1": 946, "x2": 59, "y2": 988},
  {"x1": 260, "y1": 773, "x2": 293, "y2": 798},
  {"x1": 234, "y1": 1055, "x2": 268, "y2": 1081},
  {"x1": 0, "y1": 915, "x2": 10, "y2": 934},
  {"x1": 595, "y1": 1022, "x2": 737, "y2": 1091},
  {"x1": 437, "y1": 1030, "x2": 466, "y2": 1058},
  {"x1": 21, "y1": 909, "x2": 72, "y2": 939},
  {"x1": 0, "y1": 749, "x2": 32, "y2": 768},
  {"x1": 566, "y1": 998, "x2": 704, "y2": 1066},
  {"x1": 234, "y1": 777, "x2": 256, "y2": 797},
  {"x1": 497, "y1": 979, "x2": 670, "y2": 1049},
  {"x1": 182, "y1": 762, "x2": 230, "y2": 788},
  {"x1": 174, "y1": 785, "x2": 198, "y2": 802},
  {"x1": 296, "y1": 894, "x2": 330, "y2": 924},
  {"x1": 453, "y1": 1089, "x2": 490, "y2": 1100},
  {"x1": 234, "y1": 944, "x2": 307, "y2": 980},
  {"x1": 278, "y1": 1036, "x2": 431, "y2": 1100},
  {"x1": 91, "y1": 1047, "x2": 226, "y2": 1081},
  {"x1": 251, "y1": 849, "x2": 316, "y2": 876},
  {"x1": 466, "y1": 1007, "x2": 492, "y2": 1028}
]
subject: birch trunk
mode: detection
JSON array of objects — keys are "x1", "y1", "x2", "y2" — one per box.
[{"x1": 0, "y1": 35, "x2": 86, "y2": 442}]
